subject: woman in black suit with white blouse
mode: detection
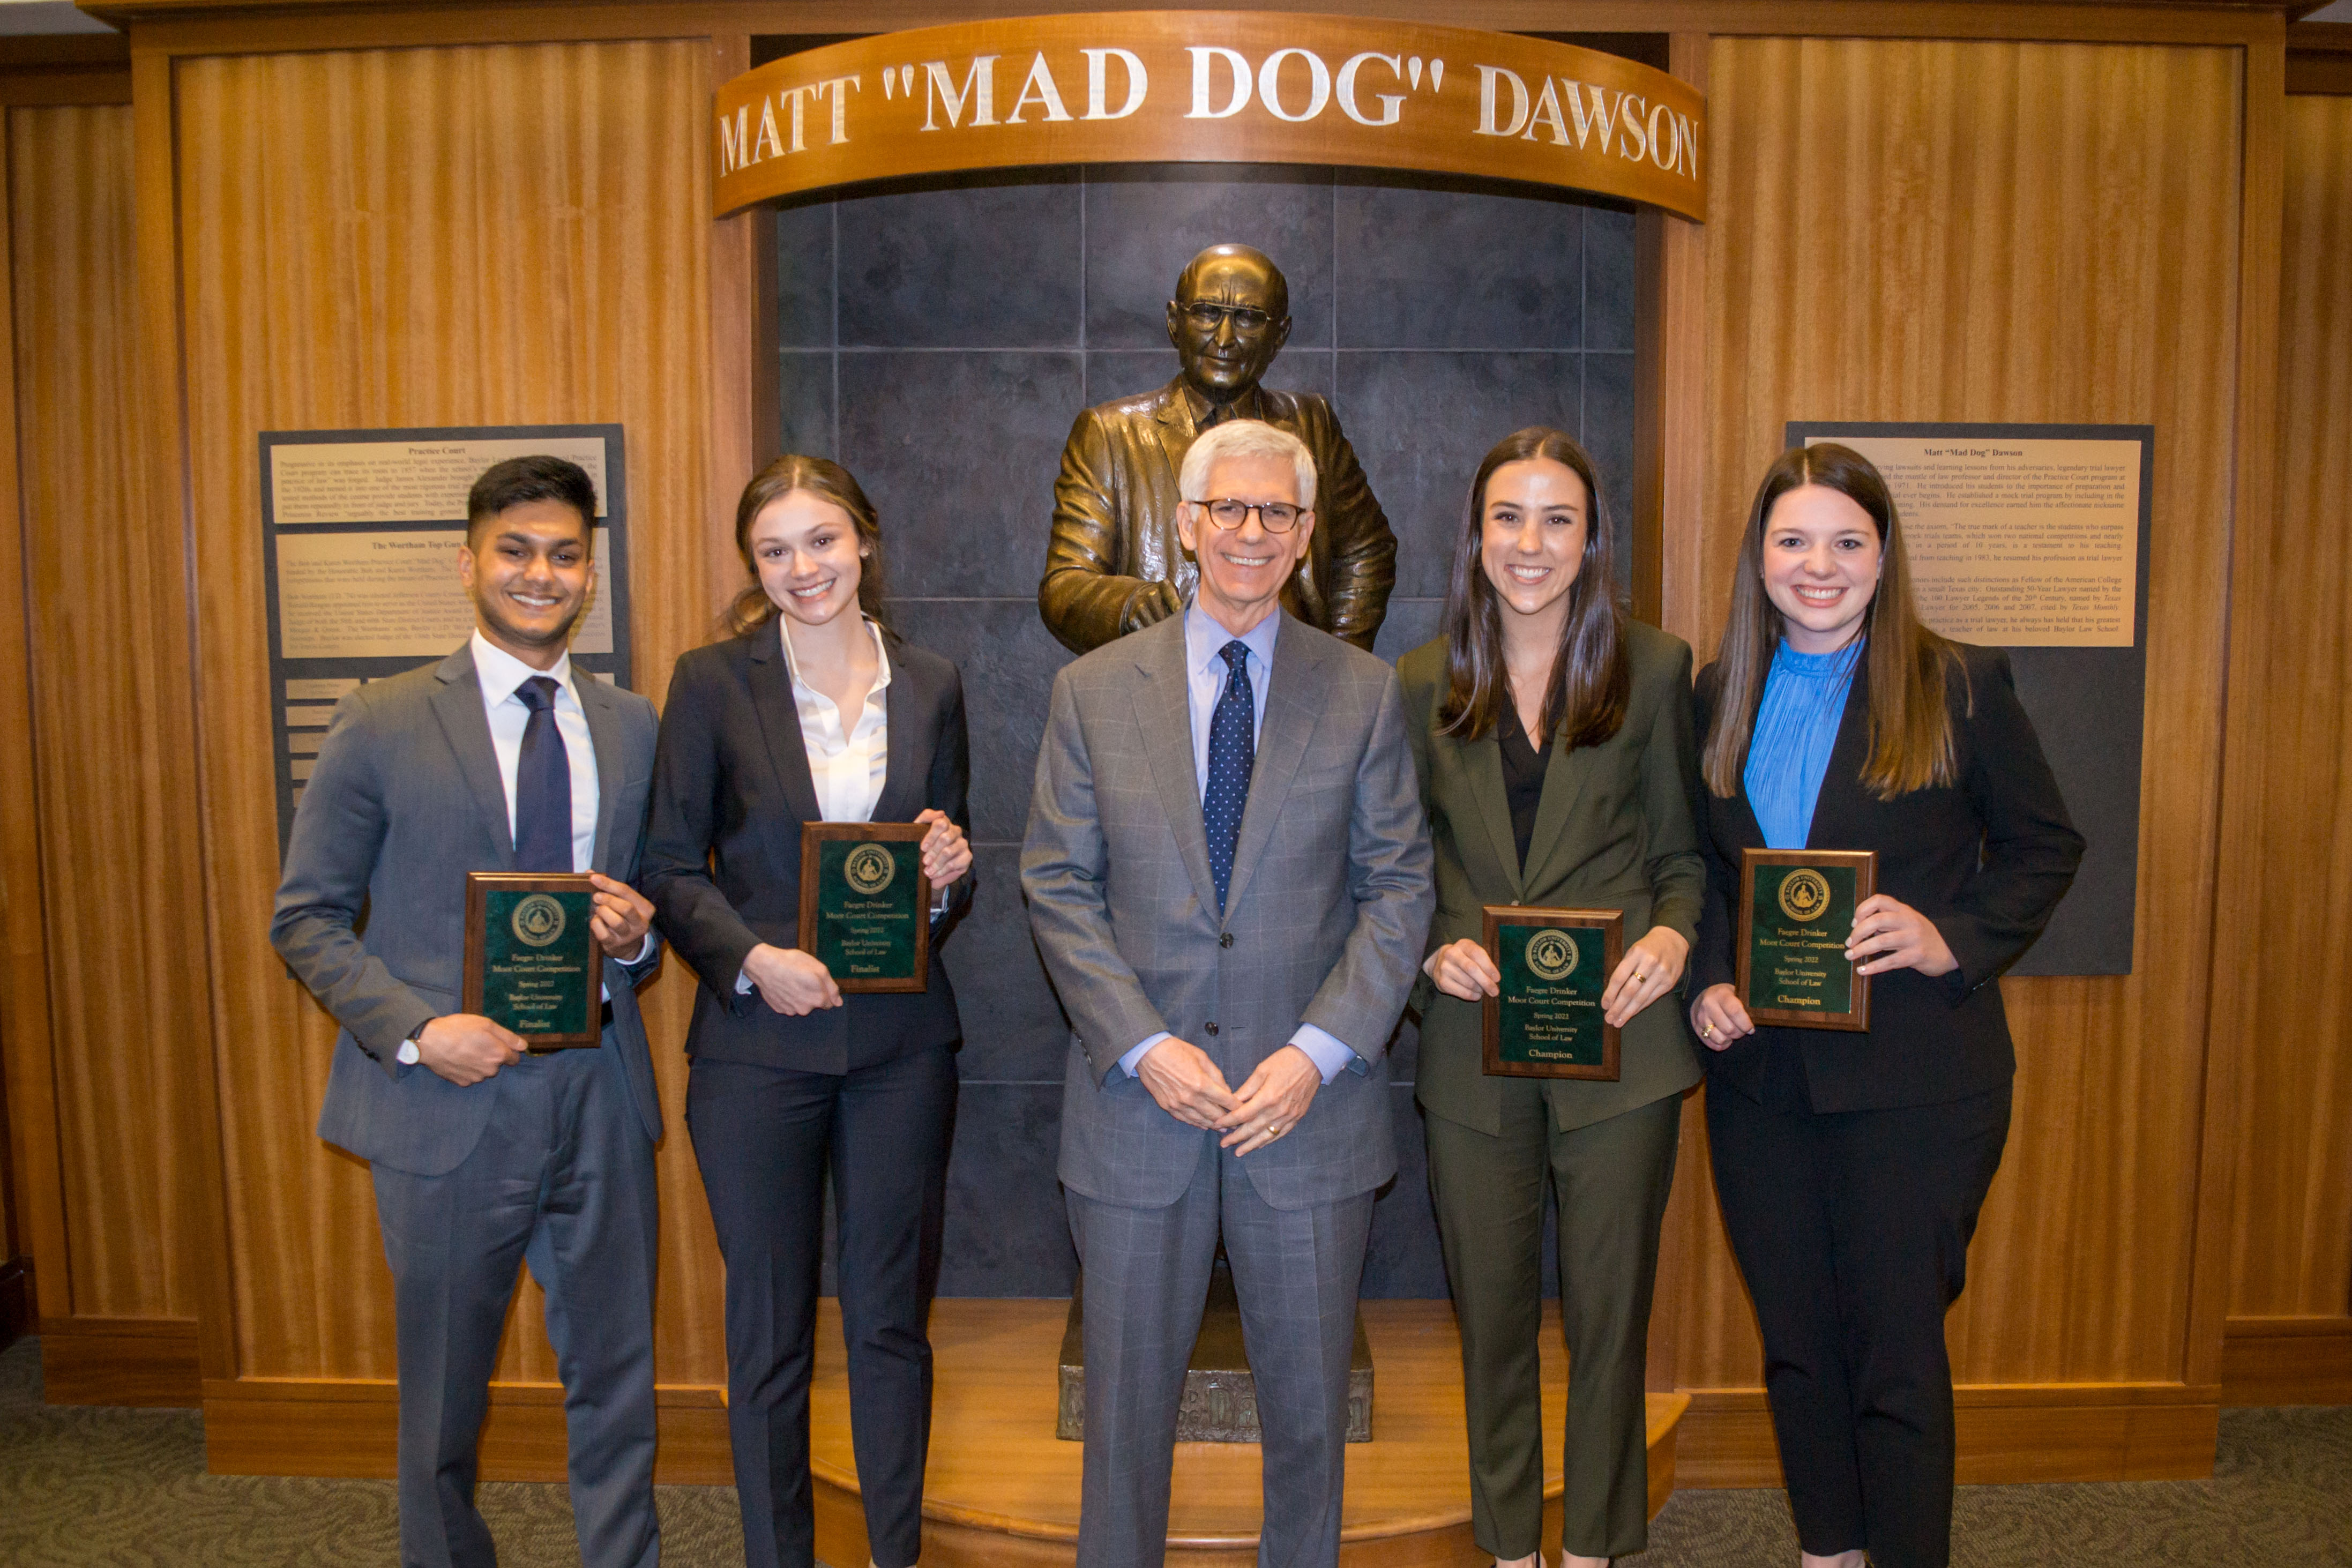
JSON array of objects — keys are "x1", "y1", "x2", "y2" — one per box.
[
  {"x1": 1688, "y1": 443, "x2": 2082, "y2": 1568},
  {"x1": 641, "y1": 455, "x2": 974, "y2": 1568}
]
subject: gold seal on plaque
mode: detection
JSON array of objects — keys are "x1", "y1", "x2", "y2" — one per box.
[
  {"x1": 1524, "y1": 927, "x2": 1579, "y2": 981},
  {"x1": 1778, "y1": 868, "x2": 1833, "y2": 924},
  {"x1": 510, "y1": 892, "x2": 569, "y2": 948},
  {"x1": 843, "y1": 841, "x2": 898, "y2": 896}
]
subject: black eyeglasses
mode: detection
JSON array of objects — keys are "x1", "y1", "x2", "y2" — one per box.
[
  {"x1": 1197, "y1": 498, "x2": 1304, "y2": 532},
  {"x1": 1179, "y1": 302, "x2": 1273, "y2": 334}
]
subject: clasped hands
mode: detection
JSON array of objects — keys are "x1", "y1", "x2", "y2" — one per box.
[
  {"x1": 1689, "y1": 892, "x2": 1955, "y2": 1049},
  {"x1": 415, "y1": 871, "x2": 654, "y2": 1086},
  {"x1": 1425, "y1": 923, "x2": 1690, "y2": 1029},
  {"x1": 1136, "y1": 1038, "x2": 1319, "y2": 1158},
  {"x1": 742, "y1": 809, "x2": 972, "y2": 1018}
]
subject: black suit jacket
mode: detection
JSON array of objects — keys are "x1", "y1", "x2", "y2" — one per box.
[
  {"x1": 1691, "y1": 642, "x2": 2083, "y2": 1112},
  {"x1": 641, "y1": 622, "x2": 973, "y2": 1073}
]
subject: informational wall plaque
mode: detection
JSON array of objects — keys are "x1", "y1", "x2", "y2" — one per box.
[
  {"x1": 1790, "y1": 422, "x2": 2153, "y2": 976},
  {"x1": 715, "y1": 13, "x2": 1706, "y2": 220},
  {"x1": 260, "y1": 425, "x2": 632, "y2": 856},
  {"x1": 1818, "y1": 433, "x2": 2141, "y2": 647}
]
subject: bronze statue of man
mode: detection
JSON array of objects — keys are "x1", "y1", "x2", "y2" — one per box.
[{"x1": 1041, "y1": 244, "x2": 1395, "y2": 654}]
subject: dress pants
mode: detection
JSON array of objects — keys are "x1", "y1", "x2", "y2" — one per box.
[
  {"x1": 1705, "y1": 1074, "x2": 2012, "y2": 1568},
  {"x1": 1065, "y1": 1139, "x2": 1374, "y2": 1568},
  {"x1": 370, "y1": 1042, "x2": 661, "y2": 1568},
  {"x1": 686, "y1": 1047, "x2": 955, "y2": 1568},
  {"x1": 1425, "y1": 1091, "x2": 1682, "y2": 1562}
]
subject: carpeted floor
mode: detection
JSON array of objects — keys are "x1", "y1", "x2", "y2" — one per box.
[{"x1": 3, "y1": 1336, "x2": 2346, "y2": 1565}]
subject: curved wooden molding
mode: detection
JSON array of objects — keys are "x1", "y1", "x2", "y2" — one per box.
[{"x1": 714, "y1": 12, "x2": 1707, "y2": 219}]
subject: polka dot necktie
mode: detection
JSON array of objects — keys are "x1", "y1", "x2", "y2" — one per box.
[
  {"x1": 512, "y1": 675, "x2": 573, "y2": 873},
  {"x1": 1204, "y1": 641, "x2": 1256, "y2": 916}
]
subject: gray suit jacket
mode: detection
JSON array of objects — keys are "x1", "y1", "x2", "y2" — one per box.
[
  {"x1": 272, "y1": 643, "x2": 664, "y2": 1177},
  {"x1": 1022, "y1": 612, "x2": 1433, "y2": 1212}
]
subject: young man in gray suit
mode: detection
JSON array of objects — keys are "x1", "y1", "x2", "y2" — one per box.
[
  {"x1": 1023, "y1": 420, "x2": 1434, "y2": 1568},
  {"x1": 272, "y1": 457, "x2": 666, "y2": 1568}
]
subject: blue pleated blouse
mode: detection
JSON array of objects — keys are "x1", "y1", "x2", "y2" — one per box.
[{"x1": 1743, "y1": 639, "x2": 1863, "y2": 850}]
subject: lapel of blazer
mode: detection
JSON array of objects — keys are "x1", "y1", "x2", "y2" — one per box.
[
  {"x1": 1221, "y1": 614, "x2": 1326, "y2": 917},
  {"x1": 1806, "y1": 659, "x2": 1873, "y2": 850},
  {"x1": 431, "y1": 643, "x2": 517, "y2": 868},
  {"x1": 1152, "y1": 378, "x2": 1199, "y2": 486},
  {"x1": 1453, "y1": 730, "x2": 1526, "y2": 903},
  {"x1": 576, "y1": 669, "x2": 624, "y2": 872},
  {"x1": 1520, "y1": 718, "x2": 1604, "y2": 897},
  {"x1": 1134, "y1": 617, "x2": 1223, "y2": 922},
  {"x1": 872, "y1": 625, "x2": 925, "y2": 824},
  {"x1": 746, "y1": 623, "x2": 826, "y2": 841}
]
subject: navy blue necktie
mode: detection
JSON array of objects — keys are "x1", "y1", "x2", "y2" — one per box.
[
  {"x1": 513, "y1": 676, "x2": 573, "y2": 872},
  {"x1": 1204, "y1": 641, "x2": 1256, "y2": 915}
]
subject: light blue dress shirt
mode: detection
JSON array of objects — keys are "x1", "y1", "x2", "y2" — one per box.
[
  {"x1": 1744, "y1": 638, "x2": 1862, "y2": 850},
  {"x1": 1118, "y1": 603, "x2": 1358, "y2": 1086}
]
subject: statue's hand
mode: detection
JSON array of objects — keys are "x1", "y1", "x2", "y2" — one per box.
[{"x1": 1127, "y1": 578, "x2": 1184, "y2": 632}]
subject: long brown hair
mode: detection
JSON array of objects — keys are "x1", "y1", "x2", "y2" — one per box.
[
  {"x1": 723, "y1": 454, "x2": 889, "y2": 638},
  {"x1": 1436, "y1": 428, "x2": 1629, "y2": 750},
  {"x1": 1700, "y1": 443, "x2": 1963, "y2": 799}
]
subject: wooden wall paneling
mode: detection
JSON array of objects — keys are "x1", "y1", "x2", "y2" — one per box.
[
  {"x1": 1636, "y1": 28, "x2": 1710, "y2": 1395},
  {"x1": 0, "y1": 38, "x2": 132, "y2": 109},
  {"x1": 710, "y1": 32, "x2": 767, "y2": 616},
  {"x1": 0, "y1": 104, "x2": 33, "y2": 1321},
  {"x1": 2184, "y1": 19, "x2": 2282, "y2": 1399},
  {"x1": 135, "y1": 43, "x2": 247, "y2": 1391},
  {"x1": 107, "y1": 2, "x2": 2289, "y2": 61},
  {"x1": 1669, "y1": 34, "x2": 2248, "y2": 1477},
  {"x1": 0, "y1": 105, "x2": 72, "y2": 1345},
  {"x1": 11, "y1": 93, "x2": 214, "y2": 1399},
  {"x1": 2214, "y1": 91, "x2": 2352, "y2": 1405},
  {"x1": 2286, "y1": 21, "x2": 2352, "y2": 94},
  {"x1": 171, "y1": 39, "x2": 734, "y2": 1412}
]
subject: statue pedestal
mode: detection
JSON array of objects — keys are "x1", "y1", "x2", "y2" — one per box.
[{"x1": 1056, "y1": 1257, "x2": 1373, "y2": 1443}]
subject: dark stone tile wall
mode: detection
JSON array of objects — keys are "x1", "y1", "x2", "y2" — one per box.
[{"x1": 776, "y1": 166, "x2": 1636, "y2": 1297}]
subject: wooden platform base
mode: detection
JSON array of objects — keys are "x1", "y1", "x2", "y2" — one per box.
[{"x1": 811, "y1": 1298, "x2": 1687, "y2": 1568}]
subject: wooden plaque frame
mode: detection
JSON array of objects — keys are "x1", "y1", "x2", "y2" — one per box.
[
  {"x1": 798, "y1": 821, "x2": 934, "y2": 994},
  {"x1": 1480, "y1": 905, "x2": 1623, "y2": 1081},
  {"x1": 462, "y1": 871, "x2": 603, "y2": 1048},
  {"x1": 1736, "y1": 848, "x2": 1877, "y2": 1032}
]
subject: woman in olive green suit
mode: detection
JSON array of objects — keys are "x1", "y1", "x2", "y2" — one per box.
[{"x1": 1399, "y1": 427, "x2": 1705, "y2": 1568}]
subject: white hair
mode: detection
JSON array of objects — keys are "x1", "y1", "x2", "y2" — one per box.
[{"x1": 1178, "y1": 419, "x2": 1318, "y2": 512}]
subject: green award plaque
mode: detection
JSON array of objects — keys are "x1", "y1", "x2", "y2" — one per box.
[
  {"x1": 798, "y1": 822, "x2": 932, "y2": 994},
  {"x1": 1737, "y1": 849, "x2": 1877, "y2": 1031},
  {"x1": 1480, "y1": 906, "x2": 1623, "y2": 1081},
  {"x1": 463, "y1": 872, "x2": 603, "y2": 1048}
]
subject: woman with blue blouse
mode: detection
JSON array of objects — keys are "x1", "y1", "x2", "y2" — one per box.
[{"x1": 1688, "y1": 444, "x2": 2082, "y2": 1568}]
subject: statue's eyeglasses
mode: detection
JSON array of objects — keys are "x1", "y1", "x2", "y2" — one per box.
[
  {"x1": 1197, "y1": 498, "x2": 1304, "y2": 532},
  {"x1": 1179, "y1": 302, "x2": 1274, "y2": 334}
]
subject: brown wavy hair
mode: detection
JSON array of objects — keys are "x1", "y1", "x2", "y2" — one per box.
[
  {"x1": 1700, "y1": 443, "x2": 1963, "y2": 800},
  {"x1": 723, "y1": 454, "x2": 889, "y2": 638},
  {"x1": 1436, "y1": 427, "x2": 1628, "y2": 750}
]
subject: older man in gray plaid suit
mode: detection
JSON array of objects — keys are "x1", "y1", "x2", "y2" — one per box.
[{"x1": 1023, "y1": 420, "x2": 1434, "y2": 1568}]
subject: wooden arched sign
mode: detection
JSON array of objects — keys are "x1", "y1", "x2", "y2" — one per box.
[{"x1": 714, "y1": 12, "x2": 1706, "y2": 220}]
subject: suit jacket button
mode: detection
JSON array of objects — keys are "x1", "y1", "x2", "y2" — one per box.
[
  {"x1": 1205, "y1": 1021, "x2": 1220, "y2": 1036},
  {"x1": 1219, "y1": 932, "x2": 1234, "y2": 949}
]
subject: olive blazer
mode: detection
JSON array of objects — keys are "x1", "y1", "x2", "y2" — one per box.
[
  {"x1": 1689, "y1": 643, "x2": 2084, "y2": 1112},
  {"x1": 1399, "y1": 619, "x2": 1707, "y2": 1137}
]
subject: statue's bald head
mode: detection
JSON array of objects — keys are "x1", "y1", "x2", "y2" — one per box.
[
  {"x1": 1174, "y1": 244, "x2": 1290, "y2": 319},
  {"x1": 1168, "y1": 244, "x2": 1293, "y2": 404}
]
